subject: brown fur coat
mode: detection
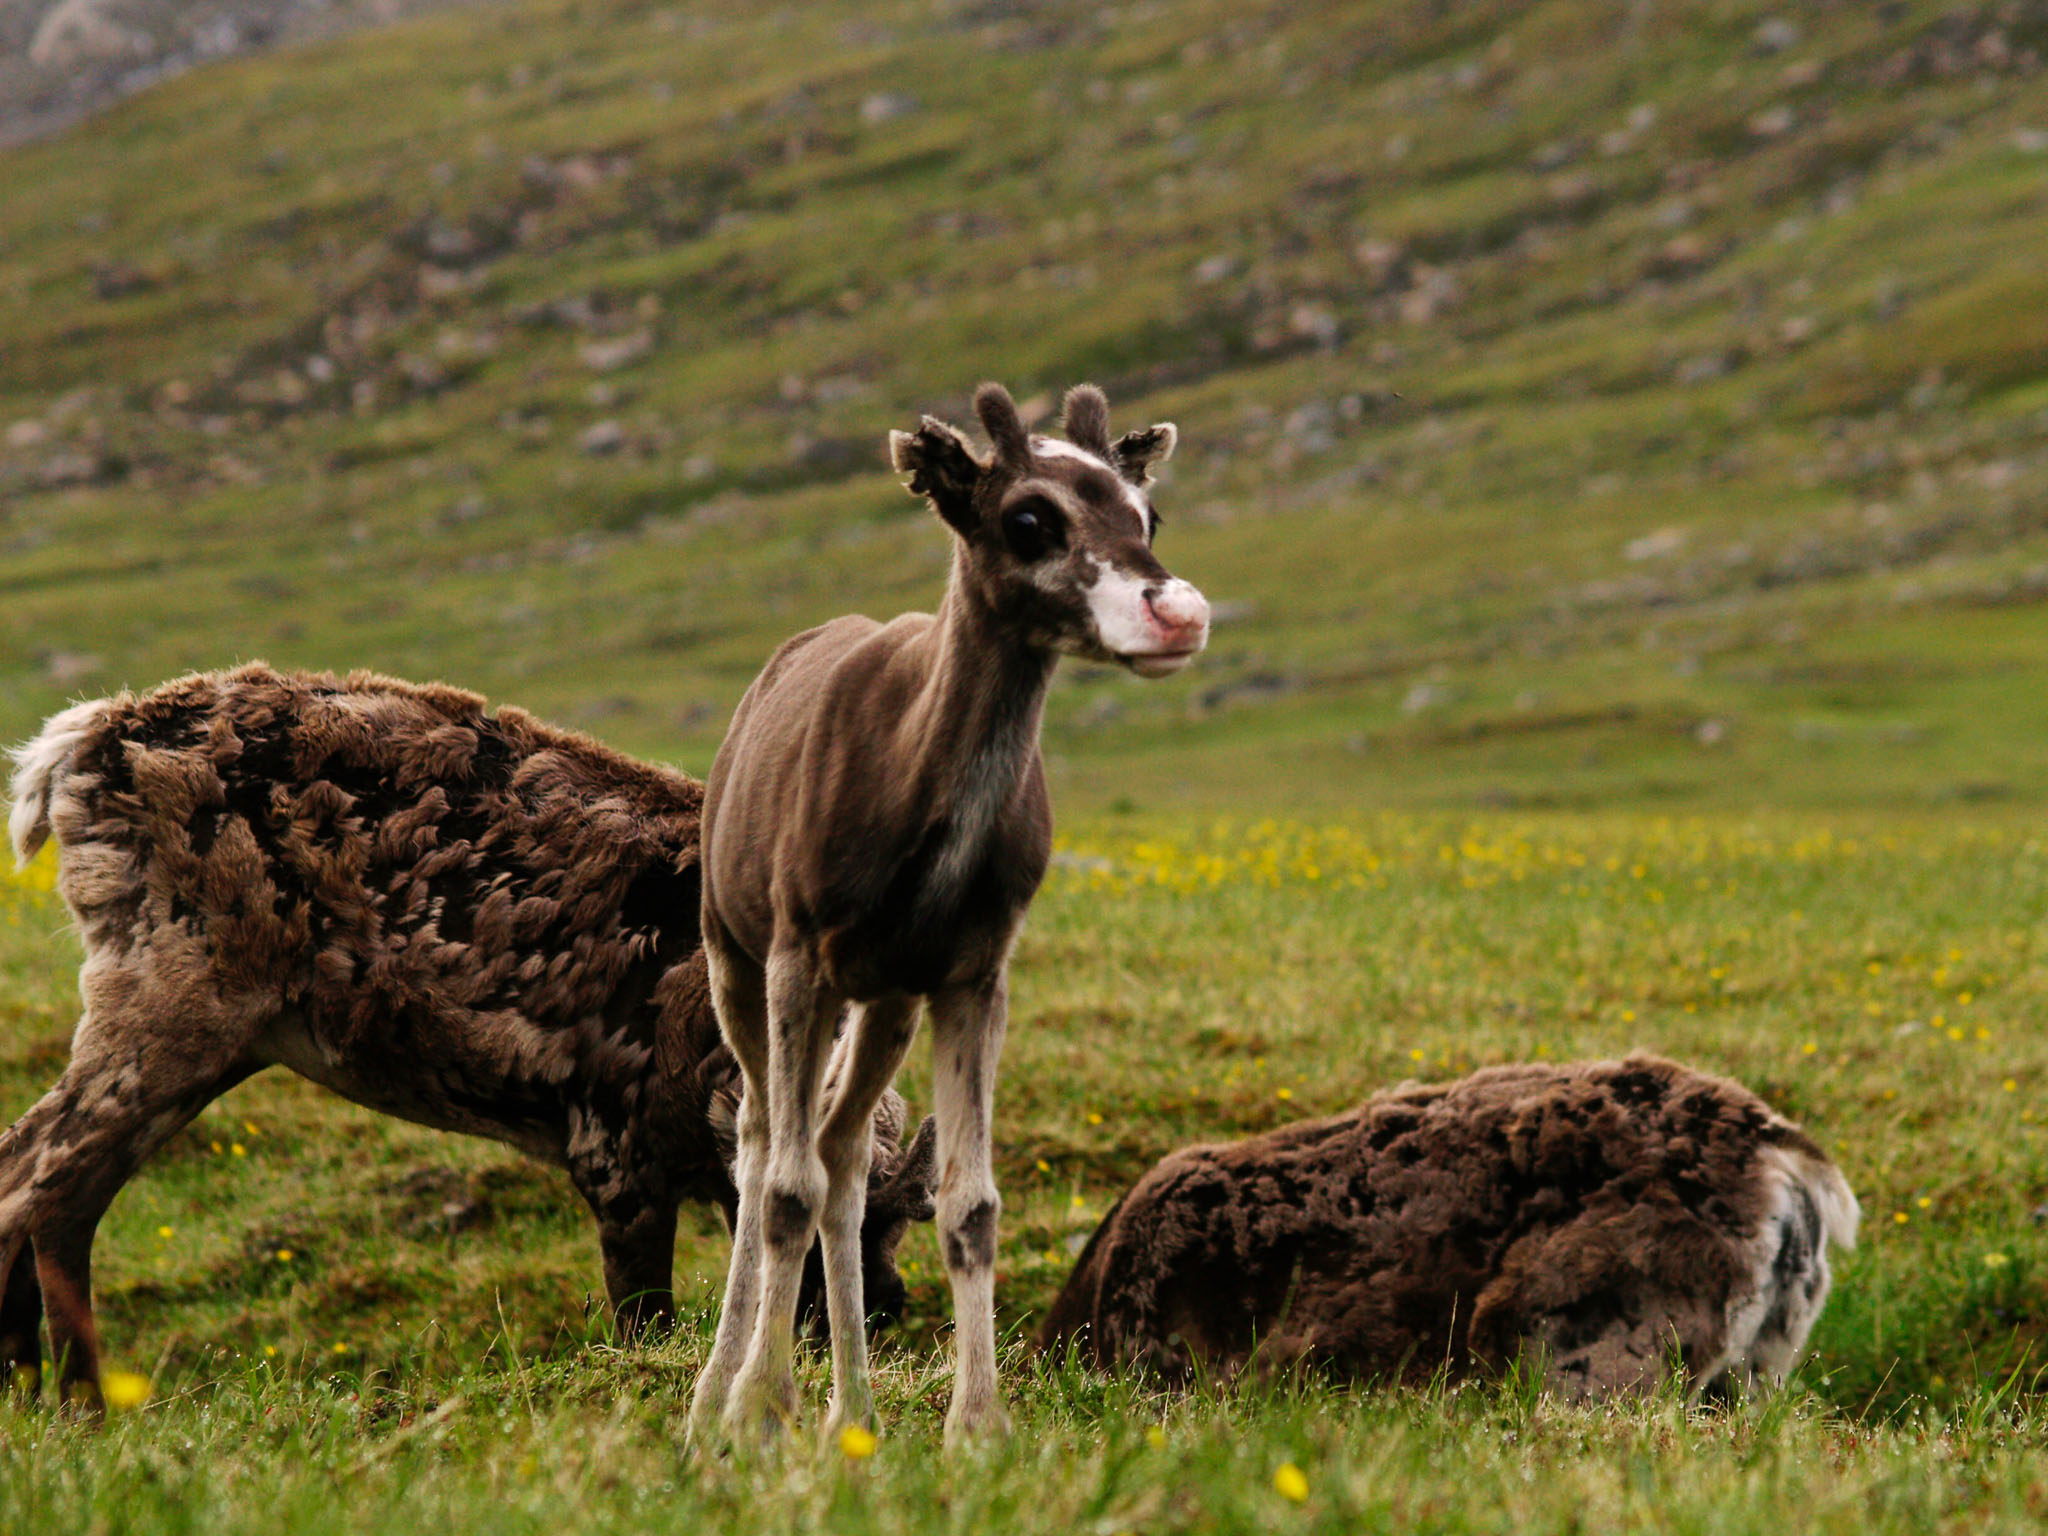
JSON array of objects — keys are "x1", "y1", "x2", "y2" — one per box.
[{"x1": 1038, "y1": 1056, "x2": 1858, "y2": 1399}]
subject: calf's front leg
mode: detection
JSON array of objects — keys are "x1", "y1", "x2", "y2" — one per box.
[
  {"x1": 689, "y1": 937, "x2": 769, "y2": 1442},
  {"x1": 928, "y1": 976, "x2": 1012, "y2": 1446},
  {"x1": 723, "y1": 943, "x2": 840, "y2": 1441}
]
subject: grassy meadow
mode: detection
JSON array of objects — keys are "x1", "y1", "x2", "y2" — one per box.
[
  {"x1": 4, "y1": 0, "x2": 2048, "y2": 1528},
  {"x1": 5, "y1": 815, "x2": 2048, "y2": 1529}
]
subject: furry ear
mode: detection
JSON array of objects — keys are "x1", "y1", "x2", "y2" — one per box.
[
  {"x1": 871, "y1": 1115, "x2": 938, "y2": 1226},
  {"x1": 1111, "y1": 423, "x2": 1177, "y2": 486},
  {"x1": 889, "y1": 415, "x2": 985, "y2": 534},
  {"x1": 974, "y1": 381, "x2": 1031, "y2": 466},
  {"x1": 1060, "y1": 384, "x2": 1112, "y2": 456}
]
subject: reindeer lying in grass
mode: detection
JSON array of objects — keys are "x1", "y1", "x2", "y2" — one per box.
[
  {"x1": 1040, "y1": 1055, "x2": 1858, "y2": 1400},
  {"x1": 0, "y1": 664, "x2": 936, "y2": 1408}
]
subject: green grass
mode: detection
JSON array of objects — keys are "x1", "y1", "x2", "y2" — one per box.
[
  {"x1": 6, "y1": 811, "x2": 2048, "y2": 1529},
  {"x1": 6, "y1": 0, "x2": 2048, "y2": 1526},
  {"x1": 12, "y1": 1353, "x2": 2048, "y2": 1534}
]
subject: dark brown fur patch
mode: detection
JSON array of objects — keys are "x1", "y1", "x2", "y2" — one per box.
[{"x1": 1038, "y1": 1055, "x2": 1850, "y2": 1397}]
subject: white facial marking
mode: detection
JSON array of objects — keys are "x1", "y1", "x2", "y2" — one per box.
[
  {"x1": 1081, "y1": 556, "x2": 1210, "y2": 677},
  {"x1": 1031, "y1": 437, "x2": 1151, "y2": 535}
]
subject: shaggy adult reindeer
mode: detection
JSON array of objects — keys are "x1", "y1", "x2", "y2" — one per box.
[
  {"x1": 1040, "y1": 1055, "x2": 1859, "y2": 1400},
  {"x1": 689, "y1": 382, "x2": 1208, "y2": 1447},
  {"x1": 0, "y1": 664, "x2": 937, "y2": 1408}
]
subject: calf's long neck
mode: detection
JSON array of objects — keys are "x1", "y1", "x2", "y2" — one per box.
[{"x1": 896, "y1": 550, "x2": 1055, "y2": 891}]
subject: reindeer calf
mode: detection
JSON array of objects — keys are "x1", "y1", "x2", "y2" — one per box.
[
  {"x1": 1040, "y1": 1055, "x2": 1858, "y2": 1400},
  {"x1": 691, "y1": 382, "x2": 1208, "y2": 1447},
  {"x1": 1, "y1": 664, "x2": 934, "y2": 1407}
]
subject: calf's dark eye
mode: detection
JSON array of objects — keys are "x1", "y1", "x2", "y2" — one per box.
[{"x1": 1001, "y1": 497, "x2": 1063, "y2": 561}]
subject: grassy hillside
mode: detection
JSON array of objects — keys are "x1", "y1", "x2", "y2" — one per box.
[
  {"x1": 5, "y1": 3, "x2": 2048, "y2": 1530},
  {"x1": 3, "y1": 0, "x2": 2048, "y2": 811}
]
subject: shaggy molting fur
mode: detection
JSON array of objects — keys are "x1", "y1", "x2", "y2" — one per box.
[
  {"x1": 1039, "y1": 1055, "x2": 1857, "y2": 1400},
  {"x1": 0, "y1": 663, "x2": 935, "y2": 1405}
]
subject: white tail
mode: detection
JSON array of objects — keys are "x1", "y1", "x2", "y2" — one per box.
[
  {"x1": 8, "y1": 698, "x2": 108, "y2": 867},
  {"x1": 1793, "y1": 1146, "x2": 1862, "y2": 1253}
]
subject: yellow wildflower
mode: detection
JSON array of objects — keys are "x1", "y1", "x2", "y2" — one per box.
[
  {"x1": 101, "y1": 1371, "x2": 151, "y2": 1411},
  {"x1": 1273, "y1": 1462, "x2": 1309, "y2": 1503},
  {"x1": 839, "y1": 1424, "x2": 878, "y2": 1459}
]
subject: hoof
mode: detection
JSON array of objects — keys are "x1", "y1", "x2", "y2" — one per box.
[
  {"x1": 721, "y1": 1374, "x2": 799, "y2": 1447},
  {"x1": 821, "y1": 1396, "x2": 877, "y2": 1449},
  {"x1": 942, "y1": 1398, "x2": 1012, "y2": 1449}
]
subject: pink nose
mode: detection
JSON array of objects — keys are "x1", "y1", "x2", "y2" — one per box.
[{"x1": 1146, "y1": 585, "x2": 1209, "y2": 642}]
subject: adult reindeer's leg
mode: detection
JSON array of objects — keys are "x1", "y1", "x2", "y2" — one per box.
[
  {"x1": 36, "y1": 1054, "x2": 256, "y2": 1407},
  {"x1": 0, "y1": 1239, "x2": 41, "y2": 1396},
  {"x1": 724, "y1": 942, "x2": 839, "y2": 1440},
  {"x1": 0, "y1": 1003, "x2": 255, "y2": 1410},
  {"x1": 815, "y1": 994, "x2": 921, "y2": 1438},
  {"x1": 929, "y1": 975, "x2": 1012, "y2": 1445},
  {"x1": 33, "y1": 1220, "x2": 105, "y2": 1405},
  {"x1": 689, "y1": 932, "x2": 769, "y2": 1440}
]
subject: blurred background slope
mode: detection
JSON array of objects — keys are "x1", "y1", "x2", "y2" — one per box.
[
  {"x1": 0, "y1": 0, "x2": 480, "y2": 144},
  {"x1": 2, "y1": 0, "x2": 2046, "y2": 813}
]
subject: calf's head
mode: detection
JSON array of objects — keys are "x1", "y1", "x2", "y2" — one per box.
[{"x1": 889, "y1": 382, "x2": 1210, "y2": 677}]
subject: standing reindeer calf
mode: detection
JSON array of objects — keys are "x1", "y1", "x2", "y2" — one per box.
[
  {"x1": 0, "y1": 664, "x2": 936, "y2": 1407},
  {"x1": 690, "y1": 382, "x2": 1208, "y2": 1446}
]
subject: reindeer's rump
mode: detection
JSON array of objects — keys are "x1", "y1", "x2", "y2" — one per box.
[
  {"x1": 36, "y1": 664, "x2": 710, "y2": 1129},
  {"x1": 1038, "y1": 1056, "x2": 1857, "y2": 1397}
]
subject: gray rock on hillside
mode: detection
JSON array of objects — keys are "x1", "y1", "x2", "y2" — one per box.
[{"x1": 0, "y1": 0, "x2": 483, "y2": 145}]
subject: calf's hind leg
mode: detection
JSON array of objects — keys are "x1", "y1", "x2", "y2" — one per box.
[{"x1": 814, "y1": 994, "x2": 921, "y2": 1438}]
